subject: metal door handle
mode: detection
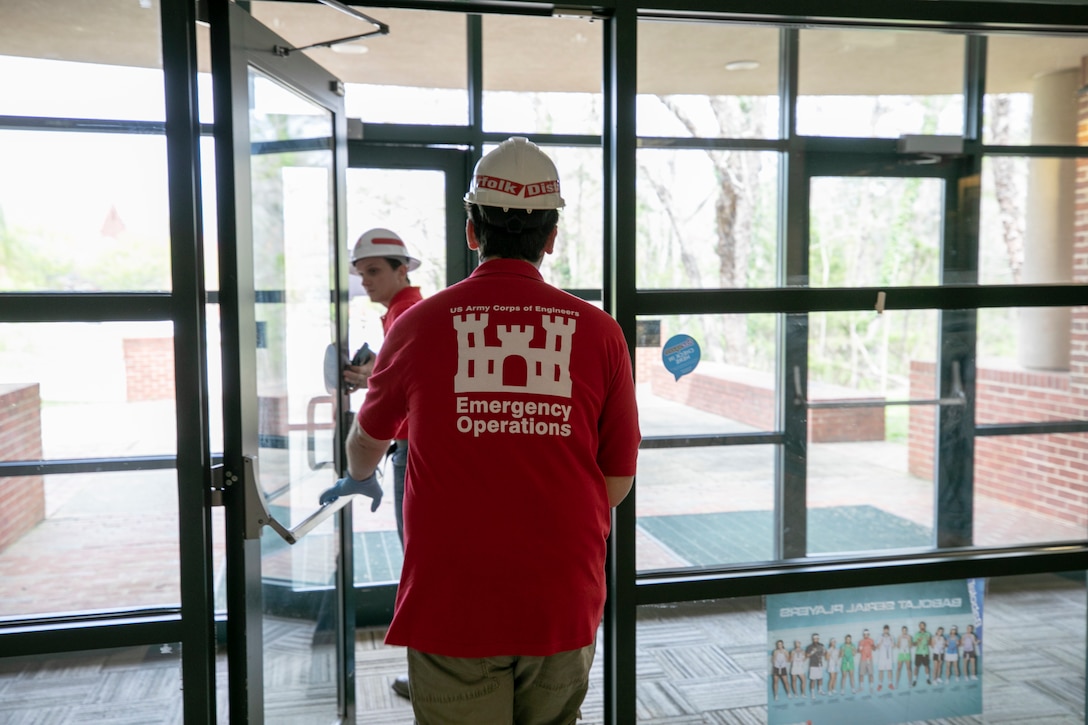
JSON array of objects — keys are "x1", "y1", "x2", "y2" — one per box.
[
  {"x1": 306, "y1": 395, "x2": 336, "y2": 471},
  {"x1": 793, "y1": 361, "x2": 966, "y2": 409},
  {"x1": 242, "y1": 455, "x2": 351, "y2": 544}
]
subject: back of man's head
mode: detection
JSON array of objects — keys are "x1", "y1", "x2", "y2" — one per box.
[{"x1": 463, "y1": 137, "x2": 564, "y2": 262}]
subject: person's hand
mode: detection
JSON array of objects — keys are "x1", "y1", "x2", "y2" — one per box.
[
  {"x1": 343, "y1": 359, "x2": 375, "y2": 391},
  {"x1": 318, "y1": 471, "x2": 383, "y2": 511}
]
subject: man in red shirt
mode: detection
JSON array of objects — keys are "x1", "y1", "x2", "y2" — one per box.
[
  {"x1": 340, "y1": 137, "x2": 641, "y2": 723},
  {"x1": 320, "y1": 227, "x2": 424, "y2": 699}
]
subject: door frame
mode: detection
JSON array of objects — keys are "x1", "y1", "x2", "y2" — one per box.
[
  {"x1": 785, "y1": 144, "x2": 978, "y2": 557},
  {"x1": 209, "y1": 2, "x2": 355, "y2": 721},
  {"x1": 344, "y1": 142, "x2": 473, "y2": 626},
  {"x1": 347, "y1": 143, "x2": 474, "y2": 288}
]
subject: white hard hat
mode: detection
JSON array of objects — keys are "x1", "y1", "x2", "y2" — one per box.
[
  {"x1": 349, "y1": 228, "x2": 421, "y2": 274},
  {"x1": 463, "y1": 137, "x2": 565, "y2": 211}
]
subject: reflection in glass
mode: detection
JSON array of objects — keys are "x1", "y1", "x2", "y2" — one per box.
[
  {"x1": 636, "y1": 149, "x2": 778, "y2": 289},
  {"x1": 0, "y1": 131, "x2": 171, "y2": 292},
  {"x1": 247, "y1": 69, "x2": 344, "y2": 725},
  {"x1": 483, "y1": 15, "x2": 601, "y2": 135},
  {"x1": 798, "y1": 28, "x2": 964, "y2": 138},
  {"x1": 809, "y1": 176, "x2": 941, "y2": 288},
  {"x1": 637, "y1": 20, "x2": 779, "y2": 139},
  {"x1": 248, "y1": 70, "x2": 338, "y2": 529},
  {"x1": 984, "y1": 34, "x2": 1088, "y2": 146}
]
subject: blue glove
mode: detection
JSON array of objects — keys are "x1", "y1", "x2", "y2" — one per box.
[{"x1": 319, "y1": 471, "x2": 383, "y2": 511}]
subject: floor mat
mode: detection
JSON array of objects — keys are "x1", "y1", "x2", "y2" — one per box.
[
  {"x1": 638, "y1": 505, "x2": 933, "y2": 565},
  {"x1": 354, "y1": 530, "x2": 403, "y2": 583}
]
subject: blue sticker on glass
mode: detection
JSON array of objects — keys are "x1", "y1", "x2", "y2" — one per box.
[{"x1": 662, "y1": 334, "x2": 700, "y2": 381}]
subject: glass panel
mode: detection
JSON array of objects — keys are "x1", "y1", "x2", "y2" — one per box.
[
  {"x1": 248, "y1": 69, "x2": 338, "y2": 522},
  {"x1": 984, "y1": 34, "x2": 1088, "y2": 146},
  {"x1": 637, "y1": 20, "x2": 779, "y2": 139},
  {"x1": 637, "y1": 574, "x2": 1085, "y2": 722},
  {"x1": 201, "y1": 136, "x2": 220, "y2": 293},
  {"x1": 0, "y1": 322, "x2": 177, "y2": 459},
  {"x1": 248, "y1": 4, "x2": 468, "y2": 125},
  {"x1": 974, "y1": 434, "x2": 1088, "y2": 545},
  {"x1": 345, "y1": 168, "x2": 446, "y2": 583},
  {"x1": 979, "y1": 155, "x2": 1074, "y2": 288},
  {"x1": 0, "y1": 470, "x2": 179, "y2": 617},
  {"x1": 637, "y1": 447, "x2": 776, "y2": 571},
  {"x1": 637, "y1": 314, "x2": 777, "y2": 437},
  {"x1": 0, "y1": 645, "x2": 191, "y2": 722},
  {"x1": 976, "y1": 306, "x2": 1088, "y2": 423},
  {"x1": 809, "y1": 176, "x2": 942, "y2": 288},
  {"x1": 0, "y1": 130, "x2": 171, "y2": 292},
  {"x1": 248, "y1": 68, "x2": 341, "y2": 724},
  {"x1": 541, "y1": 146, "x2": 604, "y2": 291},
  {"x1": 808, "y1": 310, "x2": 939, "y2": 555},
  {"x1": 0, "y1": 55, "x2": 165, "y2": 121},
  {"x1": 798, "y1": 29, "x2": 964, "y2": 138},
  {"x1": 473, "y1": 143, "x2": 604, "y2": 292},
  {"x1": 483, "y1": 15, "x2": 601, "y2": 135},
  {"x1": 636, "y1": 312, "x2": 777, "y2": 571},
  {"x1": 636, "y1": 149, "x2": 779, "y2": 289},
  {"x1": 0, "y1": 0, "x2": 164, "y2": 121},
  {"x1": 346, "y1": 168, "x2": 448, "y2": 305}
]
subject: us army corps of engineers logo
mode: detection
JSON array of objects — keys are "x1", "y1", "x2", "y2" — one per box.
[{"x1": 450, "y1": 307, "x2": 577, "y2": 438}]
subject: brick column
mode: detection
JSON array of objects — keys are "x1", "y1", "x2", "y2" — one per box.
[
  {"x1": 0, "y1": 384, "x2": 45, "y2": 552},
  {"x1": 1072, "y1": 57, "x2": 1088, "y2": 395}
]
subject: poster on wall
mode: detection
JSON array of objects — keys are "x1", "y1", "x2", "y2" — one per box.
[{"x1": 767, "y1": 579, "x2": 984, "y2": 725}]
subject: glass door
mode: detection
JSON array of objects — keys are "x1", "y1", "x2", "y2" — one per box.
[
  {"x1": 343, "y1": 145, "x2": 470, "y2": 621},
  {"x1": 786, "y1": 149, "x2": 975, "y2": 557},
  {"x1": 211, "y1": 4, "x2": 355, "y2": 722}
]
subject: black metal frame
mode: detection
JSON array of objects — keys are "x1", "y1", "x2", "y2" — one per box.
[
  {"x1": 4, "y1": 2, "x2": 1088, "y2": 723},
  {"x1": 210, "y1": 1, "x2": 354, "y2": 721}
]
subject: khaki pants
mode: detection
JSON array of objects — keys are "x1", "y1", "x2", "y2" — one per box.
[{"x1": 407, "y1": 643, "x2": 595, "y2": 725}]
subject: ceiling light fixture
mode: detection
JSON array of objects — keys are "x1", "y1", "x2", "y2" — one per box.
[
  {"x1": 331, "y1": 44, "x2": 369, "y2": 55},
  {"x1": 724, "y1": 60, "x2": 760, "y2": 71}
]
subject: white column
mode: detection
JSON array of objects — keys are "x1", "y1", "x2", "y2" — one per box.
[{"x1": 1019, "y1": 68, "x2": 1078, "y2": 370}]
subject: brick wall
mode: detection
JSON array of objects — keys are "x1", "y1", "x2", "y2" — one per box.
[
  {"x1": 0, "y1": 384, "x2": 45, "y2": 552},
  {"x1": 122, "y1": 337, "x2": 175, "y2": 402},
  {"x1": 909, "y1": 357, "x2": 1088, "y2": 528}
]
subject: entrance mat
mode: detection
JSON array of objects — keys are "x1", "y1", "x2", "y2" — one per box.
[
  {"x1": 638, "y1": 505, "x2": 932, "y2": 566},
  {"x1": 353, "y1": 530, "x2": 404, "y2": 584}
]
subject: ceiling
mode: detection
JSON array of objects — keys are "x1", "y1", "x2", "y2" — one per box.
[{"x1": 2, "y1": 0, "x2": 1087, "y2": 96}]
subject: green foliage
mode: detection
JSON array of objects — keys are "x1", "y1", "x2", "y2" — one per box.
[{"x1": 0, "y1": 203, "x2": 169, "y2": 291}]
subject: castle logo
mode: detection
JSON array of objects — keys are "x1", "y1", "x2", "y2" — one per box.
[{"x1": 453, "y1": 312, "x2": 576, "y2": 397}]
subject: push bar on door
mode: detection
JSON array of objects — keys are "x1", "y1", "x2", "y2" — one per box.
[
  {"x1": 793, "y1": 361, "x2": 966, "y2": 409},
  {"x1": 242, "y1": 455, "x2": 353, "y2": 544}
]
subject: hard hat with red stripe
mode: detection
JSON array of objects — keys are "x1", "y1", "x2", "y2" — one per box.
[
  {"x1": 464, "y1": 137, "x2": 565, "y2": 211},
  {"x1": 349, "y1": 228, "x2": 421, "y2": 273}
]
